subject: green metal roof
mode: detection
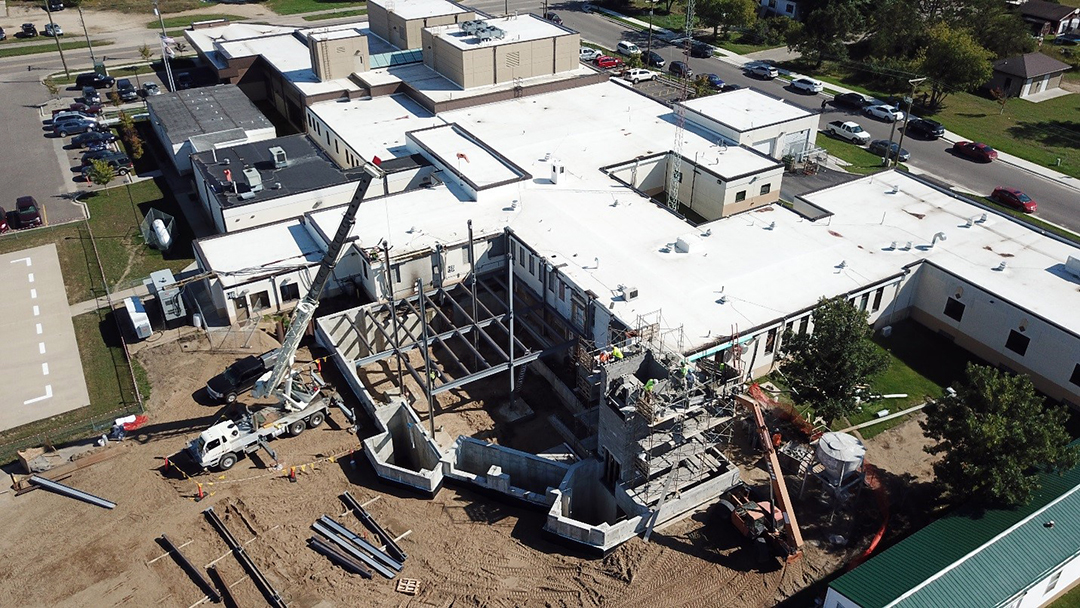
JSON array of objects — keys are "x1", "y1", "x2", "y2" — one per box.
[{"x1": 829, "y1": 451, "x2": 1080, "y2": 608}]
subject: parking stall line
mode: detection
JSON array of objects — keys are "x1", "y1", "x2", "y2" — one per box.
[
  {"x1": 33, "y1": 306, "x2": 39, "y2": 316},
  {"x1": 38, "y1": 342, "x2": 46, "y2": 355},
  {"x1": 24, "y1": 385, "x2": 53, "y2": 405},
  {"x1": 31, "y1": 289, "x2": 37, "y2": 299},
  {"x1": 36, "y1": 323, "x2": 42, "y2": 335},
  {"x1": 28, "y1": 273, "x2": 34, "y2": 283},
  {"x1": 42, "y1": 363, "x2": 49, "y2": 376}
]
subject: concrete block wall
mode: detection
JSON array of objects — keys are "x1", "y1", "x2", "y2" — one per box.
[
  {"x1": 543, "y1": 459, "x2": 645, "y2": 552},
  {"x1": 362, "y1": 403, "x2": 445, "y2": 494},
  {"x1": 445, "y1": 436, "x2": 570, "y2": 506}
]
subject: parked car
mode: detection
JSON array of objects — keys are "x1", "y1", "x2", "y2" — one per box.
[
  {"x1": 689, "y1": 42, "x2": 713, "y2": 58},
  {"x1": 990, "y1": 186, "x2": 1037, "y2": 213},
  {"x1": 720, "y1": 83, "x2": 742, "y2": 93},
  {"x1": 43, "y1": 23, "x2": 63, "y2": 36},
  {"x1": 54, "y1": 102, "x2": 103, "y2": 117},
  {"x1": 141, "y1": 82, "x2": 162, "y2": 97},
  {"x1": 205, "y1": 350, "x2": 280, "y2": 403},
  {"x1": 831, "y1": 92, "x2": 869, "y2": 109},
  {"x1": 868, "y1": 139, "x2": 910, "y2": 162},
  {"x1": 80, "y1": 154, "x2": 133, "y2": 177},
  {"x1": 116, "y1": 79, "x2": 139, "y2": 102},
  {"x1": 52, "y1": 118, "x2": 99, "y2": 137},
  {"x1": 594, "y1": 55, "x2": 623, "y2": 69},
  {"x1": 75, "y1": 72, "x2": 115, "y2": 89},
  {"x1": 643, "y1": 50, "x2": 665, "y2": 68},
  {"x1": 175, "y1": 72, "x2": 194, "y2": 89},
  {"x1": 82, "y1": 85, "x2": 102, "y2": 105},
  {"x1": 582, "y1": 2, "x2": 595, "y2": 12},
  {"x1": 21, "y1": 23, "x2": 38, "y2": 38},
  {"x1": 669, "y1": 60, "x2": 692, "y2": 78},
  {"x1": 747, "y1": 63, "x2": 778, "y2": 79},
  {"x1": 1052, "y1": 34, "x2": 1079, "y2": 46},
  {"x1": 905, "y1": 117, "x2": 944, "y2": 139},
  {"x1": 623, "y1": 68, "x2": 655, "y2": 84},
  {"x1": 81, "y1": 149, "x2": 126, "y2": 166},
  {"x1": 0, "y1": 27, "x2": 6, "y2": 41},
  {"x1": 791, "y1": 77, "x2": 823, "y2": 94},
  {"x1": 864, "y1": 104, "x2": 904, "y2": 122},
  {"x1": 15, "y1": 197, "x2": 42, "y2": 229},
  {"x1": 52, "y1": 109, "x2": 96, "y2": 122},
  {"x1": 952, "y1": 141, "x2": 998, "y2": 162},
  {"x1": 544, "y1": 12, "x2": 562, "y2": 25},
  {"x1": 616, "y1": 41, "x2": 641, "y2": 56},
  {"x1": 580, "y1": 47, "x2": 602, "y2": 62},
  {"x1": 826, "y1": 120, "x2": 871, "y2": 145},
  {"x1": 47, "y1": 0, "x2": 64, "y2": 10},
  {"x1": 705, "y1": 74, "x2": 724, "y2": 89},
  {"x1": 0, "y1": 207, "x2": 8, "y2": 233}
]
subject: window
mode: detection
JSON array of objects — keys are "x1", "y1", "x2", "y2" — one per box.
[
  {"x1": 1003, "y1": 595, "x2": 1024, "y2": 608},
  {"x1": 735, "y1": 190, "x2": 747, "y2": 202},
  {"x1": 548, "y1": 271, "x2": 556, "y2": 293},
  {"x1": 528, "y1": 255, "x2": 535, "y2": 276},
  {"x1": 1005, "y1": 330, "x2": 1029, "y2": 356},
  {"x1": 1046, "y1": 570, "x2": 1062, "y2": 595},
  {"x1": 759, "y1": 183, "x2": 771, "y2": 196},
  {"x1": 279, "y1": 282, "x2": 300, "y2": 302},
  {"x1": 785, "y1": 4, "x2": 793, "y2": 12},
  {"x1": 859, "y1": 293, "x2": 870, "y2": 312},
  {"x1": 394, "y1": 265, "x2": 402, "y2": 284},
  {"x1": 250, "y1": 290, "x2": 270, "y2": 311},
  {"x1": 872, "y1": 287, "x2": 884, "y2": 312},
  {"x1": 1071, "y1": 364, "x2": 1080, "y2": 387},
  {"x1": 799, "y1": 316, "x2": 810, "y2": 334},
  {"x1": 559, "y1": 280, "x2": 566, "y2": 301},
  {"x1": 943, "y1": 297, "x2": 965, "y2": 322},
  {"x1": 335, "y1": 139, "x2": 339, "y2": 154},
  {"x1": 768, "y1": 0, "x2": 776, "y2": 6},
  {"x1": 765, "y1": 328, "x2": 777, "y2": 353}
]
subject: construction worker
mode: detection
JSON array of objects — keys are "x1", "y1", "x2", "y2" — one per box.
[
  {"x1": 645, "y1": 378, "x2": 655, "y2": 392},
  {"x1": 612, "y1": 345, "x2": 624, "y2": 360}
]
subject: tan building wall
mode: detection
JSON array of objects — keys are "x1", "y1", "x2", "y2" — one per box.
[
  {"x1": 427, "y1": 31, "x2": 580, "y2": 89},
  {"x1": 553, "y1": 33, "x2": 580, "y2": 73},
  {"x1": 368, "y1": 2, "x2": 390, "y2": 42},
  {"x1": 309, "y1": 34, "x2": 370, "y2": 82},
  {"x1": 380, "y1": 7, "x2": 475, "y2": 50}
]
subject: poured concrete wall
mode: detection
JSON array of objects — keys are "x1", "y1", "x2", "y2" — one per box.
[
  {"x1": 362, "y1": 402, "x2": 444, "y2": 494},
  {"x1": 446, "y1": 436, "x2": 570, "y2": 505},
  {"x1": 543, "y1": 459, "x2": 646, "y2": 552}
]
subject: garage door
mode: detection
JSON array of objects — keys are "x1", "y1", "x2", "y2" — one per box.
[
  {"x1": 781, "y1": 130, "x2": 810, "y2": 158},
  {"x1": 751, "y1": 140, "x2": 773, "y2": 156}
]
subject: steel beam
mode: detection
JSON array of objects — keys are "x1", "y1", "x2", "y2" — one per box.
[
  {"x1": 157, "y1": 534, "x2": 220, "y2": 603},
  {"x1": 318, "y1": 516, "x2": 403, "y2": 571},
  {"x1": 308, "y1": 536, "x2": 372, "y2": 578},
  {"x1": 204, "y1": 507, "x2": 287, "y2": 608},
  {"x1": 206, "y1": 565, "x2": 239, "y2": 608},
  {"x1": 311, "y1": 521, "x2": 396, "y2": 579},
  {"x1": 29, "y1": 475, "x2": 115, "y2": 509},
  {"x1": 341, "y1": 491, "x2": 407, "y2": 563}
]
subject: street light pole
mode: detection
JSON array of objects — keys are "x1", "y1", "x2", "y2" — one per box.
[
  {"x1": 646, "y1": 0, "x2": 656, "y2": 59},
  {"x1": 77, "y1": 5, "x2": 96, "y2": 66},
  {"x1": 154, "y1": 1, "x2": 176, "y2": 92},
  {"x1": 44, "y1": 3, "x2": 70, "y2": 78},
  {"x1": 893, "y1": 77, "x2": 927, "y2": 167}
]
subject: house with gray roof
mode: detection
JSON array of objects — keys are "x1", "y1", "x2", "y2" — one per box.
[
  {"x1": 988, "y1": 52, "x2": 1072, "y2": 100},
  {"x1": 1018, "y1": 0, "x2": 1080, "y2": 36}
]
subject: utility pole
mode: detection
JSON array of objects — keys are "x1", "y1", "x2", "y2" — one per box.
[
  {"x1": 646, "y1": 0, "x2": 657, "y2": 60},
  {"x1": 153, "y1": 0, "x2": 176, "y2": 91},
  {"x1": 44, "y1": 3, "x2": 70, "y2": 78},
  {"x1": 893, "y1": 77, "x2": 926, "y2": 167},
  {"x1": 77, "y1": 5, "x2": 96, "y2": 66}
]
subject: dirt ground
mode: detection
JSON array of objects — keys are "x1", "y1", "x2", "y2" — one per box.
[{"x1": 0, "y1": 332, "x2": 941, "y2": 607}]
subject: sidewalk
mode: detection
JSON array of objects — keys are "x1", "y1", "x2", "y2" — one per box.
[{"x1": 69, "y1": 283, "x2": 149, "y2": 317}]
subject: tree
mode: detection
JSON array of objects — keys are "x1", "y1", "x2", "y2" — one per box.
[
  {"x1": 777, "y1": 296, "x2": 889, "y2": 425},
  {"x1": 138, "y1": 43, "x2": 153, "y2": 63},
  {"x1": 698, "y1": 0, "x2": 756, "y2": 39},
  {"x1": 918, "y1": 23, "x2": 993, "y2": 108},
  {"x1": 990, "y1": 86, "x2": 1009, "y2": 115},
  {"x1": 787, "y1": 0, "x2": 869, "y2": 66},
  {"x1": 43, "y1": 78, "x2": 60, "y2": 99},
  {"x1": 922, "y1": 364, "x2": 1078, "y2": 507},
  {"x1": 85, "y1": 158, "x2": 116, "y2": 193},
  {"x1": 174, "y1": 42, "x2": 188, "y2": 57}
]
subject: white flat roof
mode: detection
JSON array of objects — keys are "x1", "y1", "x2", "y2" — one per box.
[
  {"x1": 218, "y1": 33, "x2": 364, "y2": 96},
  {"x1": 427, "y1": 15, "x2": 569, "y2": 50},
  {"x1": 409, "y1": 124, "x2": 522, "y2": 188},
  {"x1": 199, "y1": 220, "x2": 323, "y2": 289},
  {"x1": 370, "y1": 0, "x2": 470, "y2": 20},
  {"x1": 309, "y1": 94, "x2": 442, "y2": 162},
  {"x1": 679, "y1": 88, "x2": 814, "y2": 132},
  {"x1": 184, "y1": 23, "x2": 297, "y2": 69}
]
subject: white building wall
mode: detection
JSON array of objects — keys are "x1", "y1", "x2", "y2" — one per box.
[
  {"x1": 306, "y1": 108, "x2": 362, "y2": 170},
  {"x1": 218, "y1": 182, "x2": 358, "y2": 233},
  {"x1": 822, "y1": 589, "x2": 864, "y2": 608},
  {"x1": 1017, "y1": 552, "x2": 1080, "y2": 608},
  {"x1": 682, "y1": 108, "x2": 817, "y2": 160}
]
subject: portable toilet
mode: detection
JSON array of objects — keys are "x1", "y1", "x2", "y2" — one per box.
[{"x1": 124, "y1": 296, "x2": 152, "y2": 340}]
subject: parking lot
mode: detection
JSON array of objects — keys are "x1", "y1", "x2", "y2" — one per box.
[{"x1": 0, "y1": 244, "x2": 90, "y2": 431}]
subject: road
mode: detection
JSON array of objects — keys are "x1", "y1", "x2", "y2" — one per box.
[{"x1": 463, "y1": 0, "x2": 1080, "y2": 232}]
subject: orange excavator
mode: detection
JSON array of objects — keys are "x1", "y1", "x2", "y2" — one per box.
[{"x1": 722, "y1": 390, "x2": 804, "y2": 562}]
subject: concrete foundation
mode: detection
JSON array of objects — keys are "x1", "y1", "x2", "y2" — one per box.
[
  {"x1": 445, "y1": 436, "x2": 570, "y2": 507},
  {"x1": 544, "y1": 459, "x2": 646, "y2": 552}
]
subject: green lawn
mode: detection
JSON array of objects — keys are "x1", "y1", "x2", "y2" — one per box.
[
  {"x1": 0, "y1": 39, "x2": 112, "y2": 59},
  {"x1": 266, "y1": 0, "x2": 365, "y2": 15},
  {"x1": 148, "y1": 13, "x2": 244, "y2": 29},
  {"x1": 1054, "y1": 583, "x2": 1080, "y2": 608},
  {"x1": 713, "y1": 38, "x2": 781, "y2": 55},
  {"x1": 815, "y1": 132, "x2": 890, "y2": 175},
  {"x1": 302, "y1": 8, "x2": 368, "y2": 20}
]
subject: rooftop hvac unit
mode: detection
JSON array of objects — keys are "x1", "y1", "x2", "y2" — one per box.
[
  {"x1": 620, "y1": 285, "x2": 639, "y2": 301},
  {"x1": 238, "y1": 190, "x2": 257, "y2": 200},
  {"x1": 1066, "y1": 256, "x2": 1080, "y2": 281},
  {"x1": 242, "y1": 167, "x2": 263, "y2": 192},
  {"x1": 269, "y1": 146, "x2": 288, "y2": 169},
  {"x1": 461, "y1": 20, "x2": 485, "y2": 35}
]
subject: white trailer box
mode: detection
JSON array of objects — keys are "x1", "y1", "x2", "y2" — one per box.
[{"x1": 124, "y1": 296, "x2": 152, "y2": 340}]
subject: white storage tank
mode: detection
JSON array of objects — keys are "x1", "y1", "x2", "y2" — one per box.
[
  {"x1": 123, "y1": 296, "x2": 152, "y2": 340},
  {"x1": 815, "y1": 432, "x2": 865, "y2": 485}
]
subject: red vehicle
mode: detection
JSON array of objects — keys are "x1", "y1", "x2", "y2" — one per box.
[
  {"x1": 594, "y1": 55, "x2": 623, "y2": 69},
  {"x1": 991, "y1": 187, "x2": 1037, "y2": 213},
  {"x1": 15, "y1": 196, "x2": 42, "y2": 229},
  {"x1": 952, "y1": 141, "x2": 998, "y2": 163},
  {"x1": 52, "y1": 102, "x2": 104, "y2": 116},
  {"x1": 0, "y1": 206, "x2": 9, "y2": 234}
]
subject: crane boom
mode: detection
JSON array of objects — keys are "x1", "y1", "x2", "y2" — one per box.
[{"x1": 252, "y1": 171, "x2": 374, "y2": 404}]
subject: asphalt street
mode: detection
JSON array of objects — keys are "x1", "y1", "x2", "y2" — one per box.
[{"x1": 463, "y1": 0, "x2": 1080, "y2": 232}]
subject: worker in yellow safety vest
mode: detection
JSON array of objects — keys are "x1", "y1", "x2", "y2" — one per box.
[
  {"x1": 612, "y1": 345, "x2": 624, "y2": 360},
  {"x1": 645, "y1": 378, "x2": 655, "y2": 392}
]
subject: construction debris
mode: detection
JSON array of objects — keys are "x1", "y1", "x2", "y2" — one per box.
[
  {"x1": 342, "y1": 491, "x2": 408, "y2": 563},
  {"x1": 156, "y1": 534, "x2": 221, "y2": 603},
  {"x1": 28, "y1": 475, "x2": 116, "y2": 509},
  {"x1": 12, "y1": 444, "x2": 128, "y2": 493},
  {"x1": 396, "y1": 578, "x2": 421, "y2": 596},
  {"x1": 203, "y1": 507, "x2": 287, "y2": 608}
]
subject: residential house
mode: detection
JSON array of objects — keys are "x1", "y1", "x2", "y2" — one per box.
[
  {"x1": 759, "y1": 0, "x2": 803, "y2": 19},
  {"x1": 988, "y1": 52, "x2": 1072, "y2": 99},
  {"x1": 1018, "y1": 0, "x2": 1080, "y2": 36}
]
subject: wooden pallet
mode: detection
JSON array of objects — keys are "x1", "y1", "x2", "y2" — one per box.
[{"x1": 395, "y1": 578, "x2": 421, "y2": 596}]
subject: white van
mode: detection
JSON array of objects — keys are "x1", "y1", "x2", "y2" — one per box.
[{"x1": 616, "y1": 41, "x2": 642, "y2": 56}]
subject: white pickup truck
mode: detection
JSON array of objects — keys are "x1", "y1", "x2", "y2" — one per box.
[{"x1": 826, "y1": 120, "x2": 871, "y2": 145}]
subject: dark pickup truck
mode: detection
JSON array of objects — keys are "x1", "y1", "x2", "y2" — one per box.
[{"x1": 205, "y1": 349, "x2": 279, "y2": 403}]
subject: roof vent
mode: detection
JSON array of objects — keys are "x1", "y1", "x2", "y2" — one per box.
[
  {"x1": 242, "y1": 167, "x2": 263, "y2": 193},
  {"x1": 269, "y1": 146, "x2": 288, "y2": 169},
  {"x1": 238, "y1": 191, "x2": 257, "y2": 201},
  {"x1": 1045, "y1": 520, "x2": 1055, "y2": 529}
]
